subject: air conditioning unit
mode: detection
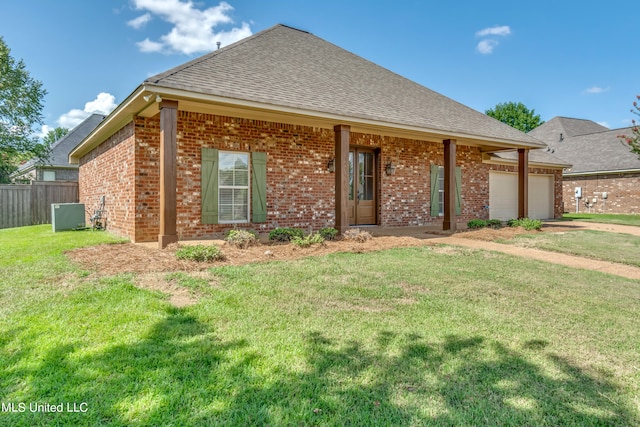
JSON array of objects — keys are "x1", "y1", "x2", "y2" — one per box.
[{"x1": 52, "y1": 203, "x2": 86, "y2": 232}]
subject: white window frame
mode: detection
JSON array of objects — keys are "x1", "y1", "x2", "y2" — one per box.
[{"x1": 218, "y1": 151, "x2": 250, "y2": 224}]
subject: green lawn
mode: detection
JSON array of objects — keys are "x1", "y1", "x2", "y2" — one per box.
[
  {"x1": 562, "y1": 213, "x2": 640, "y2": 227},
  {"x1": 500, "y1": 229, "x2": 640, "y2": 267},
  {"x1": 1, "y1": 225, "x2": 639, "y2": 426}
]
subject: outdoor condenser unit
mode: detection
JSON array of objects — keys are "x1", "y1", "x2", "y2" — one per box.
[{"x1": 52, "y1": 203, "x2": 86, "y2": 232}]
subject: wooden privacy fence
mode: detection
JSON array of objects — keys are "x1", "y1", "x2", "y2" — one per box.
[{"x1": 0, "y1": 181, "x2": 79, "y2": 229}]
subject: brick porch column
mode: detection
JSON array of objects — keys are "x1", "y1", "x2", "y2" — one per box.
[
  {"x1": 518, "y1": 148, "x2": 529, "y2": 219},
  {"x1": 334, "y1": 124, "x2": 350, "y2": 234},
  {"x1": 443, "y1": 139, "x2": 457, "y2": 231},
  {"x1": 158, "y1": 99, "x2": 178, "y2": 249}
]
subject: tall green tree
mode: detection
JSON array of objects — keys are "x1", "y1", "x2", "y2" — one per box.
[
  {"x1": 42, "y1": 127, "x2": 68, "y2": 147},
  {"x1": 485, "y1": 101, "x2": 544, "y2": 133},
  {"x1": 0, "y1": 36, "x2": 47, "y2": 182},
  {"x1": 618, "y1": 95, "x2": 640, "y2": 159}
]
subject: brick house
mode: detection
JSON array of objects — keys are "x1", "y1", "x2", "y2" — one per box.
[
  {"x1": 529, "y1": 117, "x2": 640, "y2": 214},
  {"x1": 70, "y1": 24, "x2": 564, "y2": 247}
]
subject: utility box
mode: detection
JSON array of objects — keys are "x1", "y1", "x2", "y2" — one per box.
[{"x1": 52, "y1": 203, "x2": 86, "y2": 232}]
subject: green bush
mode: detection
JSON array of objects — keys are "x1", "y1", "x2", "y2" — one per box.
[
  {"x1": 268, "y1": 227, "x2": 305, "y2": 242},
  {"x1": 487, "y1": 219, "x2": 503, "y2": 229},
  {"x1": 291, "y1": 233, "x2": 325, "y2": 248},
  {"x1": 467, "y1": 219, "x2": 488, "y2": 229},
  {"x1": 507, "y1": 218, "x2": 543, "y2": 231},
  {"x1": 176, "y1": 244, "x2": 225, "y2": 262},
  {"x1": 225, "y1": 229, "x2": 258, "y2": 249},
  {"x1": 319, "y1": 227, "x2": 338, "y2": 241}
]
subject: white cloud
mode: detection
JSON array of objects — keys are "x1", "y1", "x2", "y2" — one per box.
[
  {"x1": 476, "y1": 25, "x2": 511, "y2": 37},
  {"x1": 584, "y1": 86, "x2": 610, "y2": 94},
  {"x1": 596, "y1": 121, "x2": 610, "y2": 128},
  {"x1": 130, "y1": 0, "x2": 252, "y2": 55},
  {"x1": 128, "y1": 13, "x2": 152, "y2": 29},
  {"x1": 57, "y1": 93, "x2": 117, "y2": 129},
  {"x1": 475, "y1": 25, "x2": 511, "y2": 54},
  {"x1": 477, "y1": 39, "x2": 499, "y2": 54}
]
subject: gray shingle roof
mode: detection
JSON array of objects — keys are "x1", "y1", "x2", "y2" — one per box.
[
  {"x1": 528, "y1": 117, "x2": 640, "y2": 174},
  {"x1": 144, "y1": 24, "x2": 544, "y2": 147},
  {"x1": 17, "y1": 114, "x2": 105, "y2": 173}
]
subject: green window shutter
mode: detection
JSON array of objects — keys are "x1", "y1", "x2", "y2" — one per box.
[
  {"x1": 251, "y1": 151, "x2": 267, "y2": 223},
  {"x1": 430, "y1": 164, "x2": 439, "y2": 217},
  {"x1": 201, "y1": 148, "x2": 218, "y2": 224},
  {"x1": 455, "y1": 166, "x2": 462, "y2": 215}
]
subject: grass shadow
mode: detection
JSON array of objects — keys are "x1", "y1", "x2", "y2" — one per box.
[{"x1": 2, "y1": 322, "x2": 636, "y2": 426}]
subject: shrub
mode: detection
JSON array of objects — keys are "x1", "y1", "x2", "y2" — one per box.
[
  {"x1": 467, "y1": 219, "x2": 488, "y2": 229},
  {"x1": 176, "y1": 244, "x2": 225, "y2": 262},
  {"x1": 487, "y1": 219, "x2": 503, "y2": 229},
  {"x1": 343, "y1": 228, "x2": 372, "y2": 242},
  {"x1": 507, "y1": 218, "x2": 542, "y2": 231},
  {"x1": 225, "y1": 229, "x2": 258, "y2": 249},
  {"x1": 268, "y1": 227, "x2": 305, "y2": 242},
  {"x1": 291, "y1": 233, "x2": 325, "y2": 248},
  {"x1": 319, "y1": 227, "x2": 338, "y2": 241}
]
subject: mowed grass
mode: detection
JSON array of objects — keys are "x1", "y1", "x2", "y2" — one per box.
[
  {"x1": 1, "y1": 226, "x2": 639, "y2": 426},
  {"x1": 562, "y1": 213, "x2": 640, "y2": 227},
  {"x1": 500, "y1": 229, "x2": 640, "y2": 267}
]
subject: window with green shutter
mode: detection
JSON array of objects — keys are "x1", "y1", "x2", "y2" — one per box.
[
  {"x1": 430, "y1": 164, "x2": 461, "y2": 216},
  {"x1": 201, "y1": 148, "x2": 267, "y2": 224}
]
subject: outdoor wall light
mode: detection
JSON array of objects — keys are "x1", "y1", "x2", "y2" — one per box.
[
  {"x1": 327, "y1": 158, "x2": 335, "y2": 173},
  {"x1": 385, "y1": 162, "x2": 396, "y2": 176}
]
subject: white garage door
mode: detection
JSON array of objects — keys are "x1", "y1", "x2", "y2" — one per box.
[{"x1": 489, "y1": 172, "x2": 553, "y2": 220}]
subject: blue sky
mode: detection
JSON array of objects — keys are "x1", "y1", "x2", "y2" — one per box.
[{"x1": 1, "y1": 0, "x2": 638, "y2": 137}]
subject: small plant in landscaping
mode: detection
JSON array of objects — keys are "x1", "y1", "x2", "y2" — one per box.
[
  {"x1": 487, "y1": 219, "x2": 503, "y2": 229},
  {"x1": 291, "y1": 232, "x2": 325, "y2": 248},
  {"x1": 225, "y1": 229, "x2": 259, "y2": 249},
  {"x1": 343, "y1": 228, "x2": 372, "y2": 242},
  {"x1": 176, "y1": 244, "x2": 225, "y2": 262},
  {"x1": 268, "y1": 227, "x2": 305, "y2": 242},
  {"x1": 467, "y1": 219, "x2": 488, "y2": 229},
  {"x1": 319, "y1": 227, "x2": 338, "y2": 241},
  {"x1": 507, "y1": 218, "x2": 543, "y2": 231}
]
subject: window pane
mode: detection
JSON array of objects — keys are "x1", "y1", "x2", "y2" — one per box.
[
  {"x1": 233, "y1": 205, "x2": 248, "y2": 221},
  {"x1": 234, "y1": 170, "x2": 249, "y2": 186},
  {"x1": 219, "y1": 170, "x2": 234, "y2": 186},
  {"x1": 364, "y1": 176, "x2": 374, "y2": 200},
  {"x1": 219, "y1": 205, "x2": 233, "y2": 221},
  {"x1": 234, "y1": 154, "x2": 248, "y2": 170},
  {"x1": 235, "y1": 189, "x2": 248, "y2": 205},
  {"x1": 219, "y1": 188, "x2": 233, "y2": 204},
  {"x1": 219, "y1": 153, "x2": 235, "y2": 170}
]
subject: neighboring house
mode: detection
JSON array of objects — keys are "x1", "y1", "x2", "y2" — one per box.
[
  {"x1": 529, "y1": 117, "x2": 640, "y2": 214},
  {"x1": 69, "y1": 24, "x2": 564, "y2": 247},
  {"x1": 12, "y1": 114, "x2": 105, "y2": 183}
]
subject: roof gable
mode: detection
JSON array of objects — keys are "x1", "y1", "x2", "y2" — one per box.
[
  {"x1": 16, "y1": 114, "x2": 105, "y2": 173},
  {"x1": 145, "y1": 24, "x2": 543, "y2": 147},
  {"x1": 529, "y1": 117, "x2": 640, "y2": 173}
]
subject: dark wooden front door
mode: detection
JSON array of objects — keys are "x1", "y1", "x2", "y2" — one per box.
[{"x1": 348, "y1": 148, "x2": 376, "y2": 225}]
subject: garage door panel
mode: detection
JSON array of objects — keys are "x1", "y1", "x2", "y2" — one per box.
[{"x1": 489, "y1": 172, "x2": 553, "y2": 220}]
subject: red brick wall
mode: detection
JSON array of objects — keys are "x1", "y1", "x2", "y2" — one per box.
[
  {"x1": 79, "y1": 110, "x2": 564, "y2": 242},
  {"x1": 563, "y1": 173, "x2": 640, "y2": 214},
  {"x1": 78, "y1": 122, "x2": 137, "y2": 240}
]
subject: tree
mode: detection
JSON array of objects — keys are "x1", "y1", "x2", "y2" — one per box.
[
  {"x1": 618, "y1": 95, "x2": 640, "y2": 159},
  {"x1": 42, "y1": 127, "x2": 68, "y2": 147},
  {"x1": 485, "y1": 101, "x2": 544, "y2": 133},
  {"x1": 0, "y1": 36, "x2": 47, "y2": 182}
]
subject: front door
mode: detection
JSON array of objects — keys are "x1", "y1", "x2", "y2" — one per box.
[{"x1": 348, "y1": 148, "x2": 376, "y2": 225}]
